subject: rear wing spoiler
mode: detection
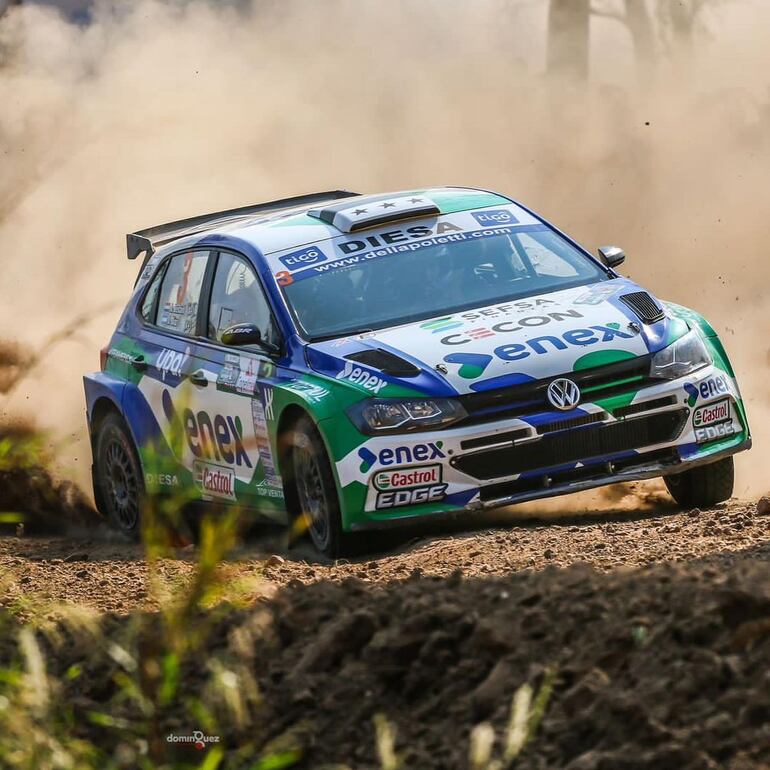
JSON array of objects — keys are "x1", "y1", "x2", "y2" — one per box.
[{"x1": 126, "y1": 189, "x2": 360, "y2": 263}]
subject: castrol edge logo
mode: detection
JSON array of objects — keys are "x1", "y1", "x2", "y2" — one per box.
[
  {"x1": 194, "y1": 460, "x2": 236, "y2": 501},
  {"x1": 693, "y1": 397, "x2": 731, "y2": 428},
  {"x1": 373, "y1": 464, "x2": 442, "y2": 491}
]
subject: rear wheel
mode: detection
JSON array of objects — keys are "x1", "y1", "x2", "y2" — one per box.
[
  {"x1": 94, "y1": 414, "x2": 143, "y2": 537},
  {"x1": 289, "y1": 415, "x2": 347, "y2": 557},
  {"x1": 664, "y1": 456, "x2": 734, "y2": 508}
]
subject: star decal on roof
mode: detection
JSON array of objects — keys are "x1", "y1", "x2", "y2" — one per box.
[
  {"x1": 353, "y1": 208, "x2": 368, "y2": 215},
  {"x1": 381, "y1": 202, "x2": 396, "y2": 209}
]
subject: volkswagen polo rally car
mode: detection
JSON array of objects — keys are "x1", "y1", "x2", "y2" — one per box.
[{"x1": 84, "y1": 187, "x2": 751, "y2": 555}]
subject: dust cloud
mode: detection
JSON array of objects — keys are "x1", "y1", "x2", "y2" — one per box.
[{"x1": 0, "y1": 0, "x2": 767, "y2": 501}]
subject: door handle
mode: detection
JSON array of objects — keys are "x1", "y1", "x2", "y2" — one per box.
[
  {"x1": 189, "y1": 370, "x2": 208, "y2": 387},
  {"x1": 130, "y1": 355, "x2": 147, "y2": 372}
]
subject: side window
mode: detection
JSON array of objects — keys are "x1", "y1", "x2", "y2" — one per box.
[
  {"x1": 156, "y1": 251, "x2": 210, "y2": 335},
  {"x1": 208, "y1": 252, "x2": 280, "y2": 348},
  {"x1": 140, "y1": 265, "x2": 165, "y2": 323}
]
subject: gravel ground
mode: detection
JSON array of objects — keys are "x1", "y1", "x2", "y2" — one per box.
[{"x1": 1, "y1": 487, "x2": 768, "y2": 617}]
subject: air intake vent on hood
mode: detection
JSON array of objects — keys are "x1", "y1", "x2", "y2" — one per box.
[
  {"x1": 619, "y1": 292, "x2": 665, "y2": 324},
  {"x1": 344, "y1": 349, "x2": 421, "y2": 377}
]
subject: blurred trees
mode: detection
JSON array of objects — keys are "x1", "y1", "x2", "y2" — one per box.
[{"x1": 548, "y1": 0, "x2": 720, "y2": 79}]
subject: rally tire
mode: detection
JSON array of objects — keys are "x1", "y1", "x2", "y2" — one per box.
[
  {"x1": 94, "y1": 413, "x2": 144, "y2": 538},
  {"x1": 664, "y1": 456, "x2": 734, "y2": 508},
  {"x1": 289, "y1": 415, "x2": 348, "y2": 558}
]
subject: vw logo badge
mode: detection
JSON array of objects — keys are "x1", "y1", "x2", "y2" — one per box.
[{"x1": 547, "y1": 378, "x2": 581, "y2": 411}]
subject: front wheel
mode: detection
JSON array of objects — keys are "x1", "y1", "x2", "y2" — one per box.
[
  {"x1": 664, "y1": 455, "x2": 734, "y2": 508},
  {"x1": 94, "y1": 413, "x2": 144, "y2": 537},
  {"x1": 289, "y1": 415, "x2": 348, "y2": 557}
]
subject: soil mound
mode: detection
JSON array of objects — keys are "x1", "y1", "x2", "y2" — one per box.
[{"x1": 6, "y1": 553, "x2": 770, "y2": 768}]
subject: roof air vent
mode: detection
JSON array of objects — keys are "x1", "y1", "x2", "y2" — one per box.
[{"x1": 308, "y1": 195, "x2": 440, "y2": 233}]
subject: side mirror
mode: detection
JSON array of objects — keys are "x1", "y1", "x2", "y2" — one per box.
[
  {"x1": 598, "y1": 246, "x2": 626, "y2": 269},
  {"x1": 221, "y1": 323, "x2": 264, "y2": 347}
]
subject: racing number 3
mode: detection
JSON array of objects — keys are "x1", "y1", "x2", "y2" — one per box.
[{"x1": 275, "y1": 271, "x2": 294, "y2": 286}]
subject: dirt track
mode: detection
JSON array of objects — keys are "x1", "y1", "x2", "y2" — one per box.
[
  {"x1": 1, "y1": 489, "x2": 768, "y2": 618},
  {"x1": 1, "y1": 493, "x2": 770, "y2": 769}
]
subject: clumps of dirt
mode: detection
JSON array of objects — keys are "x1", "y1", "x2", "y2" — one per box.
[
  {"x1": 7, "y1": 557, "x2": 770, "y2": 769},
  {"x1": 0, "y1": 340, "x2": 31, "y2": 395},
  {"x1": 250, "y1": 562, "x2": 770, "y2": 769},
  {"x1": 0, "y1": 420, "x2": 101, "y2": 534}
]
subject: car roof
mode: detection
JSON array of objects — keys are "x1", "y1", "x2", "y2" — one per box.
[{"x1": 203, "y1": 186, "x2": 515, "y2": 257}]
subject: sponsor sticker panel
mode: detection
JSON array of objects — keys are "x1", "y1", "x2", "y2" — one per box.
[
  {"x1": 373, "y1": 464, "x2": 442, "y2": 491},
  {"x1": 693, "y1": 398, "x2": 731, "y2": 428},
  {"x1": 194, "y1": 460, "x2": 236, "y2": 501}
]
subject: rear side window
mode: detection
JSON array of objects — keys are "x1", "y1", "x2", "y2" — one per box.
[
  {"x1": 156, "y1": 251, "x2": 210, "y2": 335},
  {"x1": 140, "y1": 267, "x2": 165, "y2": 322}
]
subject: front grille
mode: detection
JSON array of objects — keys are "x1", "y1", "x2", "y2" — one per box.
[
  {"x1": 478, "y1": 449, "x2": 680, "y2": 502},
  {"x1": 535, "y1": 411, "x2": 608, "y2": 435},
  {"x1": 456, "y1": 355, "x2": 653, "y2": 425},
  {"x1": 452, "y1": 409, "x2": 688, "y2": 480},
  {"x1": 461, "y1": 428, "x2": 529, "y2": 452},
  {"x1": 619, "y1": 292, "x2": 665, "y2": 324},
  {"x1": 613, "y1": 395, "x2": 677, "y2": 419}
]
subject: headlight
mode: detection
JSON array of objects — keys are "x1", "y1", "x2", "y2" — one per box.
[
  {"x1": 650, "y1": 329, "x2": 711, "y2": 380},
  {"x1": 347, "y1": 398, "x2": 467, "y2": 435}
]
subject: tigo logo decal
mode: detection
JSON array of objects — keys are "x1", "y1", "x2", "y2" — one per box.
[
  {"x1": 472, "y1": 209, "x2": 519, "y2": 227},
  {"x1": 279, "y1": 246, "x2": 326, "y2": 270}
]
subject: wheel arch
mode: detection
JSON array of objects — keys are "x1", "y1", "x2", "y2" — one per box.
[
  {"x1": 90, "y1": 397, "x2": 122, "y2": 441},
  {"x1": 275, "y1": 403, "x2": 313, "y2": 518}
]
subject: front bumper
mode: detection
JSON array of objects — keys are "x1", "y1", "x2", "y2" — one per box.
[{"x1": 333, "y1": 363, "x2": 751, "y2": 531}]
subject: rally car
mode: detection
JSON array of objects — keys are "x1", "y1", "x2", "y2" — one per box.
[{"x1": 84, "y1": 187, "x2": 751, "y2": 555}]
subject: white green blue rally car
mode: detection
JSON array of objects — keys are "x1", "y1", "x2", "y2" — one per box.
[{"x1": 84, "y1": 188, "x2": 751, "y2": 555}]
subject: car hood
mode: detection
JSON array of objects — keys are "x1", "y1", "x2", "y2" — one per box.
[{"x1": 306, "y1": 278, "x2": 685, "y2": 397}]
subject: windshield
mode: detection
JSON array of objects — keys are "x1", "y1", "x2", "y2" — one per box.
[{"x1": 281, "y1": 224, "x2": 609, "y2": 340}]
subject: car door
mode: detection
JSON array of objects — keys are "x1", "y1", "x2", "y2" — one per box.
[
  {"x1": 188, "y1": 250, "x2": 285, "y2": 516},
  {"x1": 134, "y1": 248, "x2": 213, "y2": 492}
]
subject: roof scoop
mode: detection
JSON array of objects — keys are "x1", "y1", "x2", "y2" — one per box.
[
  {"x1": 344, "y1": 348, "x2": 421, "y2": 377},
  {"x1": 308, "y1": 195, "x2": 440, "y2": 233}
]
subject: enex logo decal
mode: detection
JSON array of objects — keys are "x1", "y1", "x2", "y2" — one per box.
[
  {"x1": 493, "y1": 324, "x2": 635, "y2": 362},
  {"x1": 472, "y1": 209, "x2": 519, "y2": 227},
  {"x1": 443, "y1": 353, "x2": 493, "y2": 380},
  {"x1": 336, "y1": 361, "x2": 387, "y2": 394},
  {"x1": 162, "y1": 390, "x2": 252, "y2": 468},
  {"x1": 358, "y1": 442, "x2": 445, "y2": 473},
  {"x1": 279, "y1": 245, "x2": 326, "y2": 270}
]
